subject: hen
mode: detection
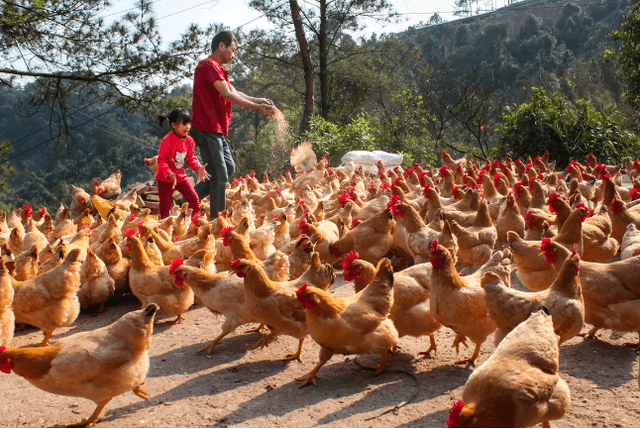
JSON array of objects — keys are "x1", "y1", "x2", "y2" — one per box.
[
  {"x1": 343, "y1": 252, "x2": 441, "y2": 355},
  {"x1": 328, "y1": 207, "x2": 395, "y2": 267},
  {"x1": 295, "y1": 258, "x2": 398, "y2": 387},
  {"x1": 12, "y1": 248, "x2": 83, "y2": 346},
  {"x1": 429, "y1": 240, "x2": 496, "y2": 365},
  {"x1": 127, "y1": 235, "x2": 194, "y2": 324},
  {"x1": 0, "y1": 259, "x2": 14, "y2": 347},
  {"x1": 230, "y1": 258, "x2": 308, "y2": 361},
  {"x1": 0, "y1": 304, "x2": 158, "y2": 427},
  {"x1": 91, "y1": 170, "x2": 122, "y2": 200},
  {"x1": 448, "y1": 309, "x2": 570, "y2": 428},
  {"x1": 77, "y1": 248, "x2": 116, "y2": 312},
  {"x1": 482, "y1": 243, "x2": 584, "y2": 345},
  {"x1": 540, "y1": 239, "x2": 640, "y2": 347},
  {"x1": 449, "y1": 199, "x2": 498, "y2": 273}
]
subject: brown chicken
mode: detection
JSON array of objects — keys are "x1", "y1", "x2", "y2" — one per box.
[
  {"x1": 91, "y1": 170, "x2": 122, "y2": 200},
  {"x1": 429, "y1": 240, "x2": 496, "y2": 365},
  {"x1": 609, "y1": 196, "x2": 640, "y2": 245},
  {"x1": 494, "y1": 192, "x2": 525, "y2": 248},
  {"x1": 295, "y1": 258, "x2": 398, "y2": 387},
  {"x1": 173, "y1": 250, "x2": 333, "y2": 354},
  {"x1": 447, "y1": 308, "x2": 570, "y2": 428},
  {"x1": 230, "y1": 258, "x2": 308, "y2": 361},
  {"x1": 12, "y1": 248, "x2": 83, "y2": 346},
  {"x1": 327, "y1": 207, "x2": 395, "y2": 267},
  {"x1": 391, "y1": 203, "x2": 440, "y2": 263},
  {"x1": 70, "y1": 184, "x2": 92, "y2": 214},
  {"x1": 77, "y1": 248, "x2": 116, "y2": 312},
  {"x1": 449, "y1": 199, "x2": 498, "y2": 273},
  {"x1": 343, "y1": 252, "x2": 441, "y2": 355},
  {"x1": 0, "y1": 259, "x2": 14, "y2": 347},
  {"x1": 482, "y1": 243, "x2": 584, "y2": 345},
  {"x1": 127, "y1": 235, "x2": 194, "y2": 324},
  {"x1": 0, "y1": 304, "x2": 158, "y2": 427},
  {"x1": 540, "y1": 239, "x2": 640, "y2": 347},
  {"x1": 221, "y1": 226, "x2": 290, "y2": 281}
]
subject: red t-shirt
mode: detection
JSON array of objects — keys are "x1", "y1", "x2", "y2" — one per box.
[
  {"x1": 191, "y1": 56, "x2": 233, "y2": 135},
  {"x1": 155, "y1": 132, "x2": 202, "y2": 183}
]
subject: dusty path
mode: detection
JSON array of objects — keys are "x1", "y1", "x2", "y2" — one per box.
[{"x1": 1, "y1": 269, "x2": 639, "y2": 428}]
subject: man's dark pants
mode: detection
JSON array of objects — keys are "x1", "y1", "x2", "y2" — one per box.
[{"x1": 190, "y1": 128, "x2": 235, "y2": 219}]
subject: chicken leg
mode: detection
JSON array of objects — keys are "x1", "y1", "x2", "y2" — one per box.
[
  {"x1": 297, "y1": 346, "x2": 333, "y2": 388},
  {"x1": 455, "y1": 342, "x2": 481, "y2": 366},
  {"x1": 418, "y1": 334, "x2": 438, "y2": 357},
  {"x1": 67, "y1": 400, "x2": 109, "y2": 428}
]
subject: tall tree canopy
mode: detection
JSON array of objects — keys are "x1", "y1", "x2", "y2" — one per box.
[{"x1": 608, "y1": 0, "x2": 640, "y2": 110}]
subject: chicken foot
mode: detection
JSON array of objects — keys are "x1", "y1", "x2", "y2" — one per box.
[
  {"x1": 418, "y1": 334, "x2": 438, "y2": 357},
  {"x1": 297, "y1": 347, "x2": 333, "y2": 388},
  {"x1": 66, "y1": 400, "x2": 109, "y2": 428},
  {"x1": 282, "y1": 337, "x2": 305, "y2": 362},
  {"x1": 451, "y1": 334, "x2": 468, "y2": 354},
  {"x1": 245, "y1": 323, "x2": 266, "y2": 334},
  {"x1": 198, "y1": 323, "x2": 238, "y2": 355},
  {"x1": 584, "y1": 326, "x2": 599, "y2": 340},
  {"x1": 155, "y1": 313, "x2": 185, "y2": 325},
  {"x1": 252, "y1": 331, "x2": 276, "y2": 350},
  {"x1": 132, "y1": 383, "x2": 150, "y2": 401},
  {"x1": 455, "y1": 342, "x2": 481, "y2": 366}
]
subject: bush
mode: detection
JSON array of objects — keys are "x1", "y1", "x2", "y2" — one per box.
[{"x1": 494, "y1": 87, "x2": 640, "y2": 167}]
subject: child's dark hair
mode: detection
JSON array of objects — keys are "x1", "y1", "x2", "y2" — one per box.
[
  {"x1": 158, "y1": 108, "x2": 191, "y2": 127},
  {"x1": 211, "y1": 31, "x2": 237, "y2": 53}
]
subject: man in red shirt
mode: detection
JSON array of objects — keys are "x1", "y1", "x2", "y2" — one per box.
[{"x1": 191, "y1": 31, "x2": 274, "y2": 219}]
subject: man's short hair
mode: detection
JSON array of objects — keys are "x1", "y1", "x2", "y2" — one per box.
[{"x1": 211, "y1": 31, "x2": 237, "y2": 53}]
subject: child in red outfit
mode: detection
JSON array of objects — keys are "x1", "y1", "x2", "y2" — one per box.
[{"x1": 155, "y1": 108, "x2": 211, "y2": 219}]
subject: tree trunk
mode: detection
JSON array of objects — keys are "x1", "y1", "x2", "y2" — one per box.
[
  {"x1": 319, "y1": 0, "x2": 329, "y2": 120},
  {"x1": 289, "y1": 0, "x2": 314, "y2": 134}
]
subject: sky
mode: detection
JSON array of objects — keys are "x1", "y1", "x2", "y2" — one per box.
[{"x1": 100, "y1": 0, "x2": 502, "y2": 48}]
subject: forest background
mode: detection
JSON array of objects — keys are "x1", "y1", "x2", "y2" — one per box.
[{"x1": 1, "y1": 0, "x2": 639, "y2": 213}]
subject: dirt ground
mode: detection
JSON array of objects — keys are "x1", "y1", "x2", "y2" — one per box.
[{"x1": 1, "y1": 267, "x2": 640, "y2": 428}]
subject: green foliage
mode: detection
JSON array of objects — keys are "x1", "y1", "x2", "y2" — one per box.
[
  {"x1": 303, "y1": 116, "x2": 376, "y2": 167},
  {"x1": 369, "y1": 88, "x2": 438, "y2": 167},
  {"x1": 608, "y1": 0, "x2": 640, "y2": 109},
  {"x1": 495, "y1": 87, "x2": 640, "y2": 167},
  {"x1": 0, "y1": 138, "x2": 17, "y2": 212}
]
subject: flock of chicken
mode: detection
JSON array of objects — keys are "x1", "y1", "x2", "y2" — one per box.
[{"x1": 1, "y1": 142, "x2": 640, "y2": 427}]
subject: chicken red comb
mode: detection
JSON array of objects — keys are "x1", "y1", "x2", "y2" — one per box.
[
  {"x1": 169, "y1": 258, "x2": 184, "y2": 275},
  {"x1": 342, "y1": 251, "x2": 360, "y2": 270},
  {"x1": 447, "y1": 400, "x2": 465, "y2": 428},
  {"x1": 630, "y1": 188, "x2": 640, "y2": 201},
  {"x1": 610, "y1": 197, "x2": 622, "y2": 214},
  {"x1": 441, "y1": 150, "x2": 447, "y2": 159},
  {"x1": 0, "y1": 346, "x2": 12, "y2": 374},
  {"x1": 540, "y1": 238, "x2": 556, "y2": 264},
  {"x1": 295, "y1": 282, "x2": 309, "y2": 299},
  {"x1": 351, "y1": 217, "x2": 360, "y2": 228},
  {"x1": 575, "y1": 203, "x2": 593, "y2": 218},
  {"x1": 391, "y1": 203, "x2": 405, "y2": 218},
  {"x1": 230, "y1": 259, "x2": 241, "y2": 270},
  {"x1": 124, "y1": 228, "x2": 136, "y2": 238},
  {"x1": 129, "y1": 213, "x2": 136, "y2": 222},
  {"x1": 430, "y1": 239, "x2": 439, "y2": 254},
  {"x1": 221, "y1": 226, "x2": 234, "y2": 236},
  {"x1": 192, "y1": 213, "x2": 200, "y2": 224},
  {"x1": 572, "y1": 243, "x2": 579, "y2": 255}
]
